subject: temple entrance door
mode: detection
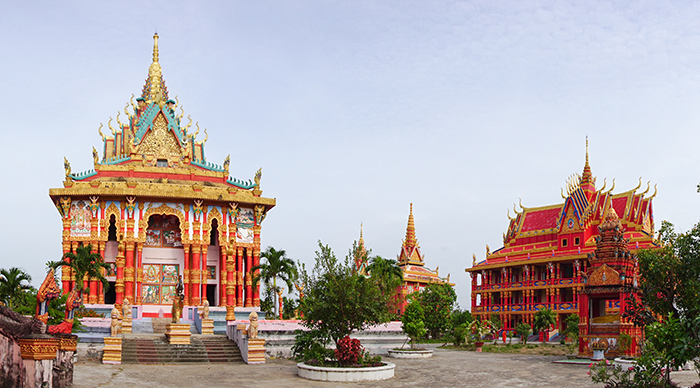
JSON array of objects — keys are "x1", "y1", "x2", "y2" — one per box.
[
  {"x1": 104, "y1": 281, "x2": 116, "y2": 304},
  {"x1": 206, "y1": 285, "x2": 216, "y2": 306}
]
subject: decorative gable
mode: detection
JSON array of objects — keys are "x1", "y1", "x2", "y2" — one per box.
[{"x1": 588, "y1": 263, "x2": 620, "y2": 287}]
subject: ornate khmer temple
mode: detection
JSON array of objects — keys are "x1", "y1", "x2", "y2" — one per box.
[
  {"x1": 466, "y1": 142, "x2": 656, "y2": 345},
  {"x1": 48, "y1": 34, "x2": 275, "y2": 319}
]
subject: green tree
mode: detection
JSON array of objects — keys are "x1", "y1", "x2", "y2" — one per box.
[
  {"x1": 564, "y1": 314, "x2": 579, "y2": 342},
  {"x1": 298, "y1": 241, "x2": 389, "y2": 346},
  {"x1": 533, "y1": 308, "x2": 556, "y2": 341},
  {"x1": 49, "y1": 244, "x2": 109, "y2": 302},
  {"x1": 252, "y1": 246, "x2": 298, "y2": 318},
  {"x1": 622, "y1": 221, "x2": 700, "y2": 385},
  {"x1": 282, "y1": 296, "x2": 299, "y2": 320},
  {"x1": 515, "y1": 322, "x2": 531, "y2": 344},
  {"x1": 0, "y1": 267, "x2": 32, "y2": 309},
  {"x1": 418, "y1": 283, "x2": 457, "y2": 339},
  {"x1": 448, "y1": 309, "x2": 473, "y2": 346},
  {"x1": 366, "y1": 255, "x2": 403, "y2": 318},
  {"x1": 401, "y1": 297, "x2": 426, "y2": 349}
]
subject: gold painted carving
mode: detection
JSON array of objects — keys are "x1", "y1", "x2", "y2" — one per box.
[{"x1": 138, "y1": 113, "x2": 182, "y2": 160}]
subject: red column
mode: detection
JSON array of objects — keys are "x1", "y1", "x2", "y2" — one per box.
[
  {"x1": 253, "y1": 247, "x2": 260, "y2": 307},
  {"x1": 89, "y1": 241, "x2": 98, "y2": 304},
  {"x1": 219, "y1": 246, "x2": 227, "y2": 306},
  {"x1": 236, "y1": 247, "x2": 244, "y2": 307},
  {"x1": 136, "y1": 243, "x2": 143, "y2": 305},
  {"x1": 245, "y1": 248, "x2": 253, "y2": 307},
  {"x1": 226, "y1": 245, "x2": 236, "y2": 320},
  {"x1": 201, "y1": 245, "x2": 208, "y2": 305},
  {"x1": 183, "y1": 244, "x2": 190, "y2": 305},
  {"x1": 191, "y1": 245, "x2": 201, "y2": 306},
  {"x1": 125, "y1": 242, "x2": 135, "y2": 304},
  {"x1": 115, "y1": 242, "x2": 125, "y2": 307},
  {"x1": 98, "y1": 241, "x2": 105, "y2": 304}
]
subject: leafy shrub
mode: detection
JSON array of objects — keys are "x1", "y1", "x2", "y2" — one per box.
[
  {"x1": 335, "y1": 335, "x2": 362, "y2": 366},
  {"x1": 515, "y1": 322, "x2": 531, "y2": 344},
  {"x1": 74, "y1": 305, "x2": 104, "y2": 318},
  {"x1": 292, "y1": 329, "x2": 332, "y2": 363},
  {"x1": 401, "y1": 298, "x2": 426, "y2": 349}
]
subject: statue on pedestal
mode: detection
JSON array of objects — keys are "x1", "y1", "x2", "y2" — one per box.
[
  {"x1": 199, "y1": 299, "x2": 209, "y2": 319},
  {"x1": 110, "y1": 307, "x2": 120, "y2": 337},
  {"x1": 122, "y1": 298, "x2": 132, "y2": 319},
  {"x1": 247, "y1": 311, "x2": 259, "y2": 339},
  {"x1": 171, "y1": 275, "x2": 185, "y2": 323}
]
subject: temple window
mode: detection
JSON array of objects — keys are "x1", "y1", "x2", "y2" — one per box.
[
  {"x1": 210, "y1": 219, "x2": 219, "y2": 246},
  {"x1": 157, "y1": 159, "x2": 168, "y2": 167},
  {"x1": 145, "y1": 215, "x2": 182, "y2": 248},
  {"x1": 575, "y1": 237, "x2": 580, "y2": 246},
  {"x1": 108, "y1": 215, "x2": 117, "y2": 241},
  {"x1": 562, "y1": 238, "x2": 568, "y2": 247}
]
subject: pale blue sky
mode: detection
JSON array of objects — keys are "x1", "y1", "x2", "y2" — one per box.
[{"x1": 2, "y1": 1, "x2": 700, "y2": 310}]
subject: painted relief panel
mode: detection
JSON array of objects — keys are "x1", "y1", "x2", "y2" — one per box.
[
  {"x1": 235, "y1": 208, "x2": 254, "y2": 243},
  {"x1": 145, "y1": 215, "x2": 182, "y2": 248},
  {"x1": 207, "y1": 266, "x2": 216, "y2": 279},
  {"x1": 106, "y1": 263, "x2": 117, "y2": 277},
  {"x1": 142, "y1": 285, "x2": 160, "y2": 304},
  {"x1": 143, "y1": 265, "x2": 161, "y2": 284},
  {"x1": 70, "y1": 200, "x2": 92, "y2": 237},
  {"x1": 161, "y1": 265, "x2": 179, "y2": 283},
  {"x1": 161, "y1": 285, "x2": 176, "y2": 305}
]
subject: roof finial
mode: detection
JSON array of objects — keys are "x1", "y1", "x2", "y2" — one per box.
[
  {"x1": 580, "y1": 136, "x2": 594, "y2": 189},
  {"x1": 404, "y1": 203, "x2": 417, "y2": 249},
  {"x1": 153, "y1": 32, "x2": 159, "y2": 64},
  {"x1": 359, "y1": 223, "x2": 364, "y2": 241}
]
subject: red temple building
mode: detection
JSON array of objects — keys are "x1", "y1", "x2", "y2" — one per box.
[
  {"x1": 48, "y1": 34, "x2": 275, "y2": 319},
  {"x1": 466, "y1": 142, "x2": 657, "y2": 343},
  {"x1": 395, "y1": 204, "x2": 452, "y2": 315}
]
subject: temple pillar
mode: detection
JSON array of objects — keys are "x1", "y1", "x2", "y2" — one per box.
[
  {"x1": 115, "y1": 242, "x2": 125, "y2": 308},
  {"x1": 191, "y1": 244, "x2": 201, "y2": 306},
  {"x1": 88, "y1": 242, "x2": 98, "y2": 304},
  {"x1": 183, "y1": 243, "x2": 190, "y2": 304},
  {"x1": 136, "y1": 243, "x2": 143, "y2": 305},
  {"x1": 124, "y1": 241, "x2": 135, "y2": 303},
  {"x1": 61, "y1": 218, "x2": 72, "y2": 294},
  {"x1": 201, "y1": 244, "x2": 209, "y2": 304},
  {"x1": 98, "y1": 241, "x2": 105, "y2": 304},
  {"x1": 245, "y1": 248, "x2": 253, "y2": 307},
  {"x1": 226, "y1": 245, "x2": 236, "y2": 320},
  {"x1": 220, "y1": 245, "x2": 227, "y2": 306},
  {"x1": 252, "y1": 245, "x2": 260, "y2": 307},
  {"x1": 236, "y1": 247, "x2": 244, "y2": 307}
]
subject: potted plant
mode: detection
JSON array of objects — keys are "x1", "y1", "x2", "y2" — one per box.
[{"x1": 469, "y1": 319, "x2": 493, "y2": 352}]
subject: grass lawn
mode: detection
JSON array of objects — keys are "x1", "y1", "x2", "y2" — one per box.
[{"x1": 441, "y1": 343, "x2": 572, "y2": 356}]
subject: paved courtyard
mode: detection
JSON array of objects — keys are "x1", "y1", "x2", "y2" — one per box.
[{"x1": 74, "y1": 348, "x2": 700, "y2": 388}]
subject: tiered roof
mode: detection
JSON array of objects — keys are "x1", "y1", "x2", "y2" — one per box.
[
  {"x1": 470, "y1": 141, "x2": 656, "y2": 270},
  {"x1": 50, "y1": 34, "x2": 274, "y2": 209},
  {"x1": 398, "y1": 204, "x2": 451, "y2": 285}
]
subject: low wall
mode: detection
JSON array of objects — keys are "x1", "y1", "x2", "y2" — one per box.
[{"x1": 227, "y1": 320, "x2": 408, "y2": 358}]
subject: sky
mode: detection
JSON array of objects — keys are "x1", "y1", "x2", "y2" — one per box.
[{"x1": 2, "y1": 1, "x2": 700, "y2": 310}]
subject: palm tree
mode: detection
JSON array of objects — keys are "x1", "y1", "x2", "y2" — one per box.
[
  {"x1": 533, "y1": 308, "x2": 557, "y2": 342},
  {"x1": 0, "y1": 267, "x2": 32, "y2": 309},
  {"x1": 252, "y1": 247, "x2": 297, "y2": 318},
  {"x1": 49, "y1": 244, "x2": 110, "y2": 302},
  {"x1": 367, "y1": 256, "x2": 403, "y2": 296}
]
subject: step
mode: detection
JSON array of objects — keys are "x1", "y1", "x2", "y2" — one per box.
[{"x1": 121, "y1": 335, "x2": 243, "y2": 364}]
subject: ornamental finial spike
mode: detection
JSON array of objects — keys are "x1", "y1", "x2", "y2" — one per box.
[{"x1": 153, "y1": 32, "x2": 159, "y2": 64}]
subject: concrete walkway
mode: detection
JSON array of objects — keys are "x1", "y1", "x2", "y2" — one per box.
[{"x1": 73, "y1": 348, "x2": 700, "y2": 388}]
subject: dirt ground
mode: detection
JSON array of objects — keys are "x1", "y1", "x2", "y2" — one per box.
[{"x1": 72, "y1": 348, "x2": 700, "y2": 388}]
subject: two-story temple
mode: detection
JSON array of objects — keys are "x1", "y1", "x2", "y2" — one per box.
[
  {"x1": 48, "y1": 34, "x2": 275, "y2": 319},
  {"x1": 465, "y1": 142, "x2": 657, "y2": 337}
]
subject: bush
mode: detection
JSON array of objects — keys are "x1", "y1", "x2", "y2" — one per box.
[
  {"x1": 291, "y1": 329, "x2": 333, "y2": 363},
  {"x1": 401, "y1": 298, "x2": 426, "y2": 349},
  {"x1": 515, "y1": 322, "x2": 531, "y2": 344},
  {"x1": 335, "y1": 336, "x2": 363, "y2": 366}
]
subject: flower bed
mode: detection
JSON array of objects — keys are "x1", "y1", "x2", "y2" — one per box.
[
  {"x1": 297, "y1": 362, "x2": 395, "y2": 382},
  {"x1": 387, "y1": 349, "x2": 433, "y2": 359}
]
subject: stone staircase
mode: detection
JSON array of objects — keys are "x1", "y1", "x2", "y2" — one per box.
[{"x1": 121, "y1": 335, "x2": 243, "y2": 364}]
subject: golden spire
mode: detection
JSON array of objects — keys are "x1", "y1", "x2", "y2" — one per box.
[
  {"x1": 579, "y1": 136, "x2": 595, "y2": 191},
  {"x1": 404, "y1": 203, "x2": 417, "y2": 249},
  {"x1": 146, "y1": 33, "x2": 165, "y2": 107}
]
